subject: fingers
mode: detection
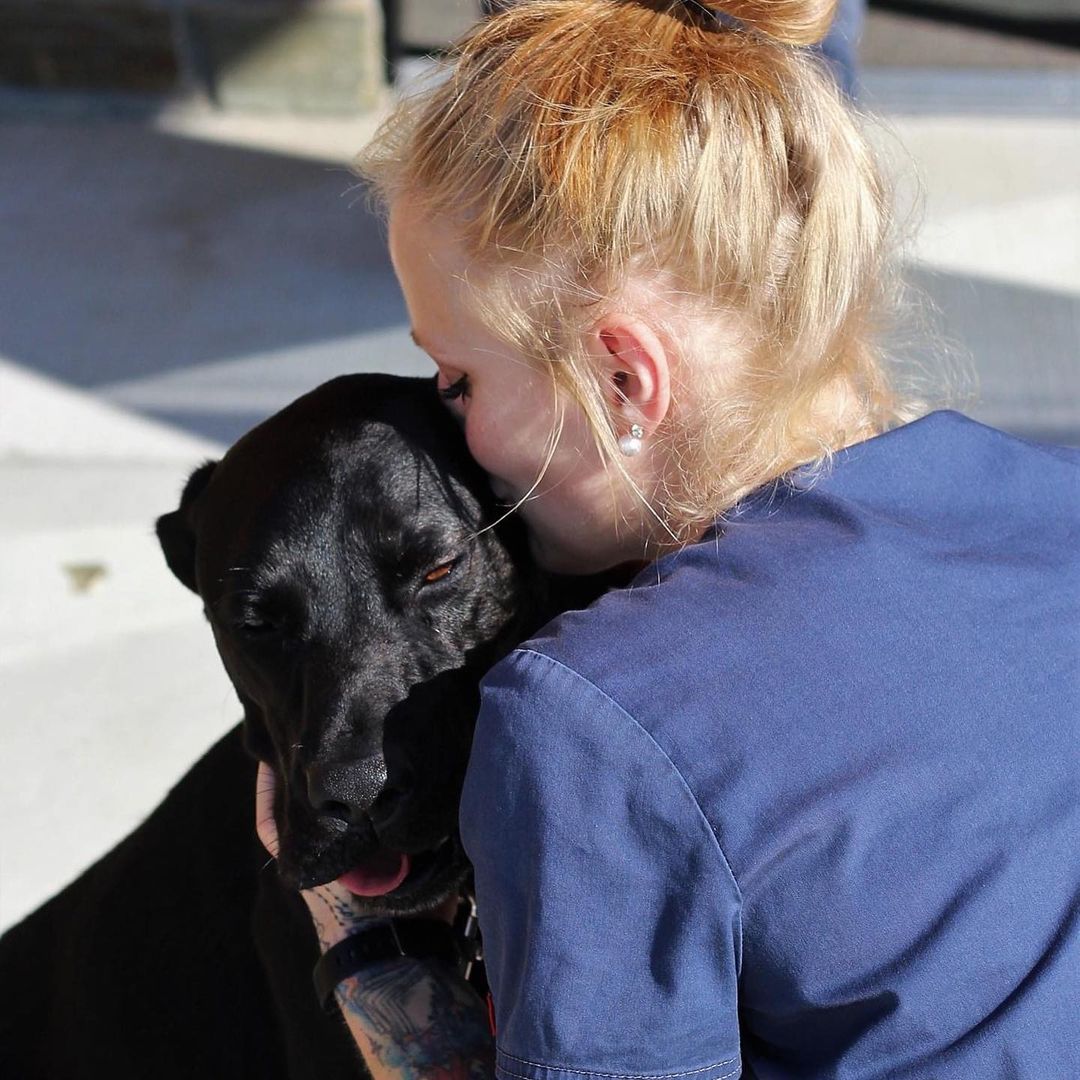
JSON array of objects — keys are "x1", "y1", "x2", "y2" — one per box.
[
  {"x1": 253, "y1": 762, "x2": 357, "y2": 914},
  {"x1": 255, "y1": 759, "x2": 281, "y2": 858}
]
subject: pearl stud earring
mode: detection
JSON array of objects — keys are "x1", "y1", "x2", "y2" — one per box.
[{"x1": 618, "y1": 423, "x2": 645, "y2": 457}]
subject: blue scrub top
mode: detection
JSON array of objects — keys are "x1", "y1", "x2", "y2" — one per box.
[{"x1": 460, "y1": 411, "x2": 1080, "y2": 1079}]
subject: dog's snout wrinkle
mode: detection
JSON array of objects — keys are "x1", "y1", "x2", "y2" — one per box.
[{"x1": 305, "y1": 755, "x2": 388, "y2": 826}]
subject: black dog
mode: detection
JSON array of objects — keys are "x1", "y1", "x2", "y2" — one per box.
[
  {"x1": 0, "y1": 374, "x2": 601, "y2": 1079},
  {"x1": 157, "y1": 373, "x2": 538, "y2": 915}
]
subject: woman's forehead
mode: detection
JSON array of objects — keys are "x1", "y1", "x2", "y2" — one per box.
[
  {"x1": 389, "y1": 198, "x2": 469, "y2": 273},
  {"x1": 389, "y1": 201, "x2": 511, "y2": 351}
]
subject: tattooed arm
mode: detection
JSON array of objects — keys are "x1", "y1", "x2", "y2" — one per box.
[
  {"x1": 256, "y1": 763, "x2": 496, "y2": 1080},
  {"x1": 301, "y1": 882, "x2": 495, "y2": 1080},
  {"x1": 328, "y1": 952, "x2": 494, "y2": 1080}
]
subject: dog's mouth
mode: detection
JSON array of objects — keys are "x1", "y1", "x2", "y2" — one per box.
[
  {"x1": 263, "y1": 760, "x2": 466, "y2": 909},
  {"x1": 333, "y1": 835, "x2": 454, "y2": 899},
  {"x1": 335, "y1": 847, "x2": 411, "y2": 897},
  {"x1": 292, "y1": 830, "x2": 462, "y2": 913}
]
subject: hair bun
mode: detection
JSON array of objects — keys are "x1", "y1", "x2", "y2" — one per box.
[{"x1": 691, "y1": 0, "x2": 838, "y2": 46}]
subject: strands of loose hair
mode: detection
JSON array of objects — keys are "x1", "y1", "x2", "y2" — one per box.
[{"x1": 355, "y1": 0, "x2": 930, "y2": 547}]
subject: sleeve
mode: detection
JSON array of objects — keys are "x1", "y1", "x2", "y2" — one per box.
[{"x1": 459, "y1": 648, "x2": 744, "y2": 1080}]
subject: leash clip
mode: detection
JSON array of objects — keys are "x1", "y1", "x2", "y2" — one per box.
[{"x1": 454, "y1": 893, "x2": 486, "y2": 990}]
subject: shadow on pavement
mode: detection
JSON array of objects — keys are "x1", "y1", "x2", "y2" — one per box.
[
  {"x1": 1, "y1": 122, "x2": 404, "y2": 389},
  {"x1": 1, "y1": 112, "x2": 1076, "y2": 449}
]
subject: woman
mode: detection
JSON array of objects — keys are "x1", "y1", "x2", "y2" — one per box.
[{"x1": 258, "y1": 2, "x2": 1080, "y2": 1077}]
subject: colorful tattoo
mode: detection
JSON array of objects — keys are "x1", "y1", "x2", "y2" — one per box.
[
  {"x1": 306, "y1": 884, "x2": 386, "y2": 951},
  {"x1": 337, "y1": 958, "x2": 495, "y2": 1080}
]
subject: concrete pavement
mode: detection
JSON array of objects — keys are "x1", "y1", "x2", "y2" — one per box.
[{"x1": 2, "y1": 60, "x2": 1078, "y2": 932}]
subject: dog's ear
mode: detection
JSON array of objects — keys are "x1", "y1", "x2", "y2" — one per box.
[{"x1": 156, "y1": 460, "x2": 218, "y2": 594}]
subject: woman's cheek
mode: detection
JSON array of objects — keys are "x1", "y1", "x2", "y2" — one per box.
[{"x1": 463, "y1": 412, "x2": 496, "y2": 472}]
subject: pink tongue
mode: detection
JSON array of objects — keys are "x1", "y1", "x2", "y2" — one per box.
[{"x1": 336, "y1": 849, "x2": 411, "y2": 897}]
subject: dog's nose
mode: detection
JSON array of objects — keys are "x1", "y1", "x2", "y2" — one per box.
[{"x1": 305, "y1": 756, "x2": 387, "y2": 825}]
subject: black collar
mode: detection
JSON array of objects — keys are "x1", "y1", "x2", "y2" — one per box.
[{"x1": 312, "y1": 892, "x2": 487, "y2": 1013}]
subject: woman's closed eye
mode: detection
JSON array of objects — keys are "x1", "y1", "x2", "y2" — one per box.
[{"x1": 438, "y1": 373, "x2": 471, "y2": 403}]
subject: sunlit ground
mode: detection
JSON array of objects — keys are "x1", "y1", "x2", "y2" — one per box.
[{"x1": 1, "y1": 52, "x2": 1077, "y2": 931}]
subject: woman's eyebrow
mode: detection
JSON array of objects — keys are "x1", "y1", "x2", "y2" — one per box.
[
  {"x1": 409, "y1": 329, "x2": 433, "y2": 354},
  {"x1": 410, "y1": 329, "x2": 456, "y2": 367}
]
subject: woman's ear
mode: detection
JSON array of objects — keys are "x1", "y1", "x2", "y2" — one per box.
[{"x1": 590, "y1": 316, "x2": 671, "y2": 435}]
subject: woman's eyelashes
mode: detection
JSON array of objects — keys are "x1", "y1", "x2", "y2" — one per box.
[{"x1": 438, "y1": 373, "x2": 471, "y2": 403}]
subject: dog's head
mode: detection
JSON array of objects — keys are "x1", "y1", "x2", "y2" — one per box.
[{"x1": 157, "y1": 374, "x2": 536, "y2": 914}]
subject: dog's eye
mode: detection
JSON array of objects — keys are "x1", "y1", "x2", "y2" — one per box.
[
  {"x1": 235, "y1": 607, "x2": 281, "y2": 637},
  {"x1": 423, "y1": 560, "x2": 457, "y2": 585}
]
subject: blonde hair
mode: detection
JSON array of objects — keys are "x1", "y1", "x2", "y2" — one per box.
[{"x1": 356, "y1": 0, "x2": 924, "y2": 540}]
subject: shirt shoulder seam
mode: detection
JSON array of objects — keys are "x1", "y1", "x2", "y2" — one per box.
[{"x1": 514, "y1": 647, "x2": 744, "y2": 905}]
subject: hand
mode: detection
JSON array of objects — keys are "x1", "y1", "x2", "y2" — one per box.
[
  {"x1": 257, "y1": 763, "x2": 494, "y2": 1080},
  {"x1": 255, "y1": 762, "x2": 457, "y2": 952}
]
